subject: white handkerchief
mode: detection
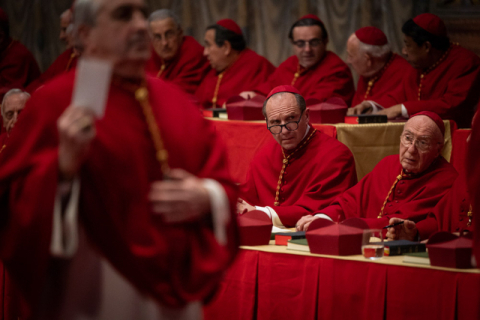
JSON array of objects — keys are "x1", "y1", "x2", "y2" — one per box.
[{"x1": 72, "y1": 58, "x2": 113, "y2": 117}]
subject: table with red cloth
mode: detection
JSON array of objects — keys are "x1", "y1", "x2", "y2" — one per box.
[
  {"x1": 209, "y1": 119, "x2": 454, "y2": 183},
  {"x1": 203, "y1": 243, "x2": 480, "y2": 320}
]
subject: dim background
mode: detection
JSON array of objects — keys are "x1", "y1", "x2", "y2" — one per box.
[{"x1": 1, "y1": 0, "x2": 479, "y2": 76}]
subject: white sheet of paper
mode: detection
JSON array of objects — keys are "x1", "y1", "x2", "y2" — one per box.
[{"x1": 72, "y1": 58, "x2": 113, "y2": 117}]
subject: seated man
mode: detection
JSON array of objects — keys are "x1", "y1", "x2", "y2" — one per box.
[
  {"x1": 0, "y1": 88, "x2": 30, "y2": 152},
  {"x1": 238, "y1": 85, "x2": 357, "y2": 228},
  {"x1": 296, "y1": 111, "x2": 458, "y2": 237},
  {"x1": 0, "y1": 8, "x2": 40, "y2": 100},
  {"x1": 346, "y1": 26, "x2": 411, "y2": 111},
  {"x1": 243, "y1": 14, "x2": 354, "y2": 105},
  {"x1": 374, "y1": 13, "x2": 480, "y2": 128},
  {"x1": 196, "y1": 19, "x2": 275, "y2": 108},
  {"x1": 145, "y1": 9, "x2": 210, "y2": 95},
  {"x1": 386, "y1": 167, "x2": 471, "y2": 241},
  {"x1": 26, "y1": 8, "x2": 79, "y2": 93}
]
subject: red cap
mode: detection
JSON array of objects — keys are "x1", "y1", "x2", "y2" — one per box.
[
  {"x1": 413, "y1": 13, "x2": 447, "y2": 37},
  {"x1": 266, "y1": 85, "x2": 301, "y2": 100},
  {"x1": 299, "y1": 14, "x2": 322, "y2": 22},
  {"x1": 216, "y1": 19, "x2": 242, "y2": 36},
  {"x1": 411, "y1": 111, "x2": 445, "y2": 137},
  {"x1": 355, "y1": 26, "x2": 388, "y2": 46}
]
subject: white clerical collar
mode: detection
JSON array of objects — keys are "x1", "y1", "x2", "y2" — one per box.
[{"x1": 303, "y1": 124, "x2": 311, "y2": 140}]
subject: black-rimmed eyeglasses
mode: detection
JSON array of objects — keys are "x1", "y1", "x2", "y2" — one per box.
[
  {"x1": 293, "y1": 38, "x2": 322, "y2": 48},
  {"x1": 267, "y1": 110, "x2": 304, "y2": 134}
]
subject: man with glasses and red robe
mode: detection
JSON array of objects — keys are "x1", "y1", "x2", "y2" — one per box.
[
  {"x1": 296, "y1": 111, "x2": 457, "y2": 239},
  {"x1": 241, "y1": 15, "x2": 355, "y2": 106},
  {"x1": 237, "y1": 85, "x2": 357, "y2": 228}
]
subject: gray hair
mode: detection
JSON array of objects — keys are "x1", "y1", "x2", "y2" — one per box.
[
  {"x1": 262, "y1": 92, "x2": 306, "y2": 118},
  {"x1": 358, "y1": 41, "x2": 391, "y2": 59},
  {"x1": 148, "y1": 9, "x2": 181, "y2": 29},
  {"x1": 1, "y1": 89, "x2": 30, "y2": 118},
  {"x1": 74, "y1": 0, "x2": 101, "y2": 28}
]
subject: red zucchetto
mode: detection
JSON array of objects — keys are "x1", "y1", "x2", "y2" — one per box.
[
  {"x1": 411, "y1": 111, "x2": 445, "y2": 137},
  {"x1": 266, "y1": 85, "x2": 301, "y2": 100},
  {"x1": 355, "y1": 26, "x2": 388, "y2": 46},
  {"x1": 216, "y1": 19, "x2": 243, "y2": 36},
  {"x1": 413, "y1": 13, "x2": 447, "y2": 37}
]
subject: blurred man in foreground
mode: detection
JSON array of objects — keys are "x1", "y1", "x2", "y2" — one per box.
[{"x1": 0, "y1": 0, "x2": 239, "y2": 319}]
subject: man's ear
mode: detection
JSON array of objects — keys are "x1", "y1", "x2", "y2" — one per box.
[
  {"x1": 365, "y1": 53, "x2": 373, "y2": 68},
  {"x1": 76, "y1": 24, "x2": 91, "y2": 49},
  {"x1": 223, "y1": 40, "x2": 232, "y2": 56},
  {"x1": 304, "y1": 108, "x2": 310, "y2": 122},
  {"x1": 423, "y1": 41, "x2": 432, "y2": 53}
]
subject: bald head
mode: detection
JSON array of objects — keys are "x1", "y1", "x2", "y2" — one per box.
[
  {"x1": 399, "y1": 115, "x2": 444, "y2": 174},
  {"x1": 346, "y1": 33, "x2": 391, "y2": 77}
]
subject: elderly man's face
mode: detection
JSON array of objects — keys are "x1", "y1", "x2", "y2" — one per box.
[
  {"x1": 83, "y1": 0, "x2": 150, "y2": 77},
  {"x1": 149, "y1": 17, "x2": 183, "y2": 62},
  {"x1": 3, "y1": 93, "x2": 28, "y2": 134},
  {"x1": 402, "y1": 34, "x2": 429, "y2": 70},
  {"x1": 265, "y1": 93, "x2": 309, "y2": 150},
  {"x1": 346, "y1": 34, "x2": 369, "y2": 76},
  {"x1": 292, "y1": 25, "x2": 327, "y2": 70},
  {"x1": 399, "y1": 116, "x2": 442, "y2": 174}
]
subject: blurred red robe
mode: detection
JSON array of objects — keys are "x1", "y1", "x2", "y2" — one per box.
[
  {"x1": 351, "y1": 54, "x2": 411, "y2": 107},
  {"x1": 320, "y1": 154, "x2": 458, "y2": 238},
  {"x1": 254, "y1": 52, "x2": 355, "y2": 105},
  {"x1": 26, "y1": 47, "x2": 78, "y2": 93},
  {"x1": 467, "y1": 109, "x2": 480, "y2": 265},
  {"x1": 0, "y1": 39, "x2": 40, "y2": 99},
  {"x1": 376, "y1": 44, "x2": 480, "y2": 128},
  {"x1": 195, "y1": 48, "x2": 275, "y2": 108},
  {"x1": 240, "y1": 127, "x2": 358, "y2": 227},
  {"x1": 145, "y1": 36, "x2": 210, "y2": 95},
  {"x1": 0, "y1": 71, "x2": 239, "y2": 318}
]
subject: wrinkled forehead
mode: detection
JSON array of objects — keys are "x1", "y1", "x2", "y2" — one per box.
[
  {"x1": 265, "y1": 93, "x2": 300, "y2": 117},
  {"x1": 403, "y1": 115, "x2": 439, "y2": 137}
]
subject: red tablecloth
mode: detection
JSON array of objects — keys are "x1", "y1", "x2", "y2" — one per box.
[
  {"x1": 204, "y1": 249, "x2": 480, "y2": 320},
  {"x1": 210, "y1": 119, "x2": 336, "y2": 183}
]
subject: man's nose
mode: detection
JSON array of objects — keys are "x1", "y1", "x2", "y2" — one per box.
[
  {"x1": 132, "y1": 10, "x2": 147, "y2": 31},
  {"x1": 304, "y1": 43, "x2": 312, "y2": 52},
  {"x1": 402, "y1": 46, "x2": 407, "y2": 56},
  {"x1": 203, "y1": 47, "x2": 209, "y2": 57},
  {"x1": 407, "y1": 141, "x2": 418, "y2": 153}
]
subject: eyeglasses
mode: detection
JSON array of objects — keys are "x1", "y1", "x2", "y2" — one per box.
[
  {"x1": 400, "y1": 133, "x2": 439, "y2": 152},
  {"x1": 293, "y1": 38, "x2": 322, "y2": 49},
  {"x1": 267, "y1": 110, "x2": 304, "y2": 134}
]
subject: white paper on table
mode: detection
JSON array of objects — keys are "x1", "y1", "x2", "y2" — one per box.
[
  {"x1": 272, "y1": 226, "x2": 292, "y2": 233},
  {"x1": 72, "y1": 58, "x2": 113, "y2": 118}
]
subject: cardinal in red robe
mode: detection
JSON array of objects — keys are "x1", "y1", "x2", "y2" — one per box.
[
  {"x1": 146, "y1": 36, "x2": 209, "y2": 95},
  {"x1": 0, "y1": 9, "x2": 40, "y2": 100},
  {"x1": 238, "y1": 85, "x2": 357, "y2": 227},
  {"x1": 346, "y1": 26, "x2": 412, "y2": 108},
  {"x1": 253, "y1": 15, "x2": 354, "y2": 105},
  {"x1": 0, "y1": 1, "x2": 239, "y2": 318},
  {"x1": 195, "y1": 19, "x2": 275, "y2": 109},
  {"x1": 375, "y1": 13, "x2": 480, "y2": 128},
  {"x1": 297, "y1": 112, "x2": 457, "y2": 237},
  {"x1": 26, "y1": 47, "x2": 78, "y2": 93}
]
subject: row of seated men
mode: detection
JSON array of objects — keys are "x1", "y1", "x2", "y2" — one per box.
[
  {"x1": 1, "y1": 7, "x2": 480, "y2": 130},
  {"x1": 0, "y1": 82, "x2": 474, "y2": 242}
]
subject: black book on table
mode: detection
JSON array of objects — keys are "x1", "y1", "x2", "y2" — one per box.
[{"x1": 382, "y1": 240, "x2": 427, "y2": 256}]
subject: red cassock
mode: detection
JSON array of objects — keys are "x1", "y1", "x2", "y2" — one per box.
[
  {"x1": 422, "y1": 168, "x2": 472, "y2": 236},
  {"x1": 320, "y1": 154, "x2": 458, "y2": 238},
  {"x1": 0, "y1": 71, "x2": 239, "y2": 317},
  {"x1": 467, "y1": 109, "x2": 480, "y2": 265},
  {"x1": 240, "y1": 127, "x2": 358, "y2": 227},
  {"x1": 145, "y1": 36, "x2": 210, "y2": 95},
  {"x1": 0, "y1": 39, "x2": 40, "y2": 99},
  {"x1": 26, "y1": 47, "x2": 78, "y2": 93},
  {"x1": 195, "y1": 48, "x2": 275, "y2": 108},
  {"x1": 377, "y1": 44, "x2": 480, "y2": 128},
  {"x1": 254, "y1": 52, "x2": 355, "y2": 105},
  {"x1": 351, "y1": 54, "x2": 412, "y2": 107}
]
